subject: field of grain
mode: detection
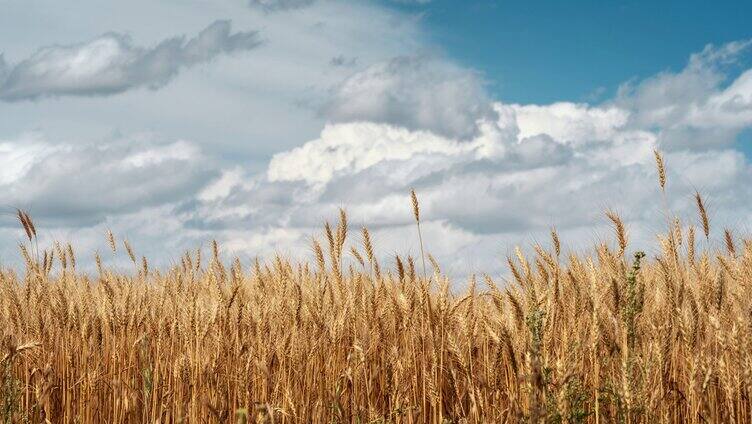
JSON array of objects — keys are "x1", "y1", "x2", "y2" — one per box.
[{"x1": 1, "y1": 152, "x2": 751, "y2": 423}]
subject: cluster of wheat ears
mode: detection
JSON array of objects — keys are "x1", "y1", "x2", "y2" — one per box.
[{"x1": 1, "y1": 151, "x2": 751, "y2": 423}]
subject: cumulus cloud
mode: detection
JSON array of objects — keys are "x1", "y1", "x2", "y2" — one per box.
[
  {"x1": 0, "y1": 133, "x2": 215, "y2": 226},
  {"x1": 268, "y1": 122, "x2": 477, "y2": 186},
  {"x1": 323, "y1": 56, "x2": 494, "y2": 139},
  {"x1": 0, "y1": 20, "x2": 260, "y2": 101},
  {"x1": 615, "y1": 39, "x2": 752, "y2": 149},
  {"x1": 260, "y1": 102, "x2": 661, "y2": 235},
  {"x1": 512, "y1": 102, "x2": 629, "y2": 146}
]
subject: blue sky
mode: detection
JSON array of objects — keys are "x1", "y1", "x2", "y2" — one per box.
[
  {"x1": 739, "y1": 128, "x2": 752, "y2": 156},
  {"x1": 395, "y1": 0, "x2": 752, "y2": 103},
  {"x1": 0, "y1": 0, "x2": 751, "y2": 275}
]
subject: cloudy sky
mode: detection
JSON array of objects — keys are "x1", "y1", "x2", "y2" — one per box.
[{"x1": 1, "y1": 0, "x2": 751, "y2": 276}]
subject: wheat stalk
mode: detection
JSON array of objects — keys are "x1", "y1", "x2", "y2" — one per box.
[
  {"x1": 654, "y1": 149, "x2": 666, "y2": 191},
  {"x1": 695, "y1": 191, "x2": 710, "y2": 240},
  {"x1": 606, "y1": 210, "x2": 628, "y2": 257},
  {"x1": 411, "y1": 189, "x2": 427, "y2": 279}
]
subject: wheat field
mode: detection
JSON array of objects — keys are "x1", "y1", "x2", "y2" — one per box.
[{"x1": 1, "y1": 152, "x2": 751, "y2": 423}]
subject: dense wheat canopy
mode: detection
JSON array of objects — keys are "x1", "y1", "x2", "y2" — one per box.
[{"x1": 1, "y1": 166, "x2": 752, "y2": 423}]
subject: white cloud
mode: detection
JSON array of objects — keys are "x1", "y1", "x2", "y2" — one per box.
[
  {"x1": 512, "y1": 102, "x2": 629, "y2": 146},
  {"x1": 198, "y1": 167, "x2": 246, "y2": 202},
  {"x1": 686, "y1": 69, "x2": 752, "y2": 129},
  {"x1": 0, "y1": 20, "x2": 260, "y2": 101},
  {"x1": 323, "y1": 56, "x2": 494, "y2": 139},
  {"x1": 268, "y1": 122, "x2": 477, "y2": 186},
  {"x1": 254, "y1": 100, "x2": 659, "y2": 236},
  {"x1": 0, "y1": 133, "x2": 61, "y2": 185},
  {"x1": 615, "y1": 39, "x2": 752, "y2": 149},
  {"x1": 0, "y1": 133, "x2": 215, "y2": 226}
]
